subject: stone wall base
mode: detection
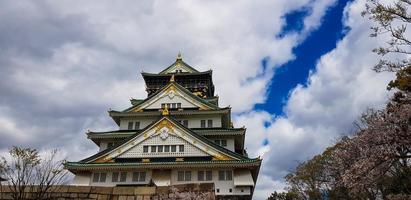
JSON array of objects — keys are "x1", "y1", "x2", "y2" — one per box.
[{"x1": 0, "y1": 184, "x2": 217, "y2": 200}]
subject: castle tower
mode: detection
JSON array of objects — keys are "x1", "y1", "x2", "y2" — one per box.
[{"x1": 65, "y1": 54, "x2": 261, "y2": 199}]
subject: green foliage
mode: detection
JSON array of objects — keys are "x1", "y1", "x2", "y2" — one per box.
[
  {"x1": 267, "y1": 191, "x2": 299, "y2": 200},
  {"x1": 282, "y1": 141, "x2": 352, "y2": 200},
  {"x1": 388, "y1": 65, "x2": 411, "y2": 92}
]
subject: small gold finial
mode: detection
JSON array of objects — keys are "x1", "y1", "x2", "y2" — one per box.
[
  {"x1": 176, "y1": 51, "x2": 182, "y2": 60},
  {"x1": 170, "y1": 74, "x2": 175, "y2": 82},
  {"x1": 162, "y1": 104, "x2": 169, "y2": 116}
]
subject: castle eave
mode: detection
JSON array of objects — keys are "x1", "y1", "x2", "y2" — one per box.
[{"x1": 65, "y1": 159, "x2": 261, "y2": 172}]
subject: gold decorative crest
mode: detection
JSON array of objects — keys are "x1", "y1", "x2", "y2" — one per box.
[{"x1": 154, "y1": 119, "x2": 175, "y2": 134}]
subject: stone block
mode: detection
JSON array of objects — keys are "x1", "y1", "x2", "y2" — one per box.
[
  {"x1": 62, "y1": 192, "x2": 71, "y2": 197},
  {"x1": 136, "y1": 196, "x2": 143, "y2": 200},
  {"x1": 134, "y1": 187, "x2": 156, "y2": 195},
  {"x1": 127, "y1": 196, "x2": 135, "y2": 200},
  {"x1": 89, "y1": 194, "x2": 98, "y2": 199},
  {"x1": 92, "y1": 186, "x2": 113, "y2": 194},
  {"x1": 143, "y1": 196, "x2": 150, "y2": 200},
  {"x1": 118, "y1": 196, "x2": 128, "y2": 200},
  {"x1": 68, "y1": 185, "x2": 91, "y2": 193},
  {"x1": 97, "y1": 194, "x2": 109, "y2": 200},
  {"x1": 156, "y1": 186, "x2": 169, "y2": 194},
  {"x1": 50, "y1": 192, "x2": 60, "y2": 198},
  {"x1": 0, "y1": 186, "x2": 13, "y2": 192},
  {"x1": 113, "y1": 187, "x2": 135, "y2": 195},
  {"x1": 48, "y1": 185, "x2": 69, "y2": 193},
  {"x1": 0, "y1": 193, "x2": 13, "y2": 200},
  {"x1": 23, "y1": 186, "x2": 37, "y2": 192},
  {"x1": 79, "y1": 193, "x2": 90, "y2": 198}
]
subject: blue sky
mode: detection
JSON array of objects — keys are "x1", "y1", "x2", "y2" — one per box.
[
  {"x1": 0, "y1": 1, "x2": 395, "y2": 199},
  {"x1": 257, "y1": 0, "x2": 351, "y2": 115}
]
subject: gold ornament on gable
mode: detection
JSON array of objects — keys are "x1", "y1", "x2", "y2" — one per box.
[{"x1": 154, "y1": 119, "x2": 175, "y2": 134}]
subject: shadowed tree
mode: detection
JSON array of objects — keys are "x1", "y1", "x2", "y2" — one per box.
[
  {"x1": 0, "y1": 147, "x2": 68, "y2": 200},
  {"x1": 336, "y1": 95, "x2": 411, "y2": 199}
]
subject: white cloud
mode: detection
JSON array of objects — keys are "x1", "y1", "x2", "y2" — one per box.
[
  {"x1": 250, "y1": 0, "x2": 397, "y2": 198},
  {"x1": 0, "y1": 0, "x2": 360, "y2": 199}
]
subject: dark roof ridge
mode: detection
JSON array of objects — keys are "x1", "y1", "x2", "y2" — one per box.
[
  {"x1": 158, "y1": 59, "x2": 199, "y2": 74},
  {"x1": 142, "y1": 70, "x2": 212, "y2": 76}
]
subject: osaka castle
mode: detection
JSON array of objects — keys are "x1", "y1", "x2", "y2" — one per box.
[{"x1": 65, "y1": 53, "x2": 262, "y2": 198}]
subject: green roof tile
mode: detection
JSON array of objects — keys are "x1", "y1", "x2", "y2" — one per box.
[
  {"x1": 65, "y1": 159, "x2": 261, "y2": 171},
  {"x1": 75, "y1": 116, "x2": 250, "y2": 164}
]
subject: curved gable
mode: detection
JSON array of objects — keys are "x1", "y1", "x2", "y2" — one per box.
[{"x1": 91, "y1": 117, "x2": 241, "y2": 163}]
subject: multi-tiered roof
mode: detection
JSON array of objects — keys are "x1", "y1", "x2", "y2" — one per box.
[{"x1": 65, "y1": 54, "x2": 261, "y2": 194}]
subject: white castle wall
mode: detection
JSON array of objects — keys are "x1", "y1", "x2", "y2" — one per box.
[
  {"x1": 144, "y1": 94, "x2": 197, "y2": 110},
  {"x1": 73, "y1": 169, "x2": 251, "y2": 196},
  {"x1": 118, "y1": 134, "x2": 209, "y2": 158},
  {"x1": 119, "y1": 115, "x2": 222, "y2": 130},
  {"x1": 119, "y1": 117, "x2": 158, "y2": 130}
]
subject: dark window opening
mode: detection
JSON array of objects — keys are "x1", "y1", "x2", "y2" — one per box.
[{"x1": 128, "y1": 122, "x2": 133, "y2": 130}]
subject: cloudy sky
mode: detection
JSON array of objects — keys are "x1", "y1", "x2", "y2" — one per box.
[{"x1": 0, "y1": 0, "x2": 396, "y2": 199}]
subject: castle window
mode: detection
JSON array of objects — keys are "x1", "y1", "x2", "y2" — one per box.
[
  {"x1": 180, "y1": 120, "x2": 188, "y2": 127},
  {"x1": 158, "y1": 145, "x2": 163, "y2": 152},
  {"x1": 92, "y1": 172, "x2": 106, "y2": 182},
  {"x1": 165, "y1": 145, "x2": 170, "y2": 152},
  {"x1": 134, "y1": 122, "x2": 140, "y2": 130},
  {"x1": 206, "y1": 170, "x2": 212, "y2": 181},
  {"x1": 128, "y1": 122, "x2": 133, "y2": 130},
  {"x1": 177, "y1": 103, "x2": 182, "y2": 108},
  {"x1": 201, "y1": 119, "x2": 213, "y2": 128},
  {"x1": 132, "y1": 172, "x2": 146, "y2": 182},
  {"x1": 177, "y1": 171, "x2": 191, "y2": 181},
  {"x1": 178, "y1": 120, "x2": 188, "y2": 127},
  {"x1": 177, "y1": 171, "x2": 183, "y2": 181},
  {"x1": 198, "y1": 171, "x2": 204, "y2": 181},
  {"x1": 221, "y1": 139, "x2": 227, "y2": 147},
  {"x1": 171, "y1": 145, "x2": 177, "y2": 152},
  {"x1": 218, "y1": 170, "x2": 232, "y2": 181},
  {"x1": 112, "y1": 172, "x2": 127, "y2": 182},
  {"x1": 215, "y1": 139, "x2": 227, "y2": 147},
  {"x1": 120, "y1": 172, "x2": 127, "y2": 182},
  {"x1": 151, "y1": 146, "x2": 157, "y2": 153},
  {"x1": 207, "y1": 120, "x2": 213, "y2": 128},
  {"x1": 179, "y1": 145, "x2": 184, "y2": 152},
  {"x1": 112, "y1": 172, "x2": 118, "y2": 182},
  {"x1": 198, "y1": 170, "x2": 212, "y2": 181},
  {"x1": 185, "y1": 171, "x2": 191, "y2": 181},
  {"x1": 143, "y1": 146, "x2": 148, "y2": 153}
]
